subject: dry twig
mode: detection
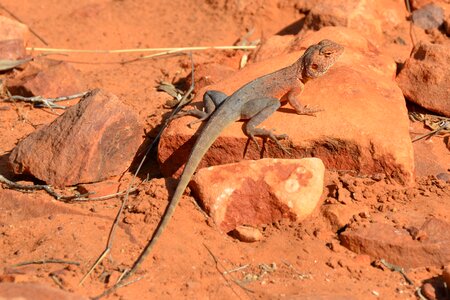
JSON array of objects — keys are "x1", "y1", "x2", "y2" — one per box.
[
  {"x1": 203, "y1": 244, "x2": 254, "y2": 296},
  {"x1": 3, "y1": 91, "x2": 90, "y2": 110},
  {"x1": 0, "y1": 174, "x2": 141, "y2": 202},
  {"x1": 12, "y1": 259, "x2": 80, "y2": 267},
  {"x1": 27, "y1": 45, "x2": 256, "y2": 54}
]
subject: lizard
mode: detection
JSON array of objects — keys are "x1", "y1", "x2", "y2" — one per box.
[{"x1": 115, "y1": 39, "x2": 344, "y2": 286}]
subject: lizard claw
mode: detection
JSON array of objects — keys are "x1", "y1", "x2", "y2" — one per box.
[
  {"x1": 296, "y1": 105, "x2": 323, "y2": 117},
  {"x1": 248, "y1": 134, "x2": 262, "y2": 152},
  {"x1": 187, "y1": 119, "x2": 204, "y2": 128},
  {"x1": 273, "y1": 135, "x2": 291, "y2": 155}
]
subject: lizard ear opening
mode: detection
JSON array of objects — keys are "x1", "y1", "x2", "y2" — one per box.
[{"x1": 311, "y1": 63, "x2": 319, "y2": 70}]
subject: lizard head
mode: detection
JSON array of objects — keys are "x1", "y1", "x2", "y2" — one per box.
[{"x1": 300, "y1": 39, "x2": 344, "y2": 80}]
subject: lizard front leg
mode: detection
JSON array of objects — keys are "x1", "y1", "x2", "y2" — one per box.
[
  {"x1": 241, "y1": 97, "x2": 290, "y2": 154},
  {"x1": 288, "y1": 86, "x2": 323, "y2": 116},
  {"x1": 174, "y1": 90, "x2": 228, "y2": 128}
]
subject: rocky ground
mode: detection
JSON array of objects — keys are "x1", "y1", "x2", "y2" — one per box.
[{"x1": 0, "y1": 0, "x2": 449, "y2": 299}]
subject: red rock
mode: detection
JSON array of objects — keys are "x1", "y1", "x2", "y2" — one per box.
[
  {"x1": 0, "y1": 282, "x2": 88, "y2": 300},
  {"x1": 0, "y1": 39, "x2": 26, "y2": 60},
  {"x1": 9, "y1": 89, "x2": 143, "y2": 187},
  {"x1": 0, "y1": 16, "x2": 29, "y2": 42},
  {"x1": 397, "y1": 42, "x2": 450, "y2": 117},
  {"x1": 159, "y1": 27, "x2": 414, "y2": 184},
  {"x1": 7, "y1": 60, "x2": 86, "y2": 98},
  {"x1": 190, "y1": 158, "x2": 325, "y2": 232},
  {"x1": 340, "y1": 217, "x2": 450, "y2": 268}
]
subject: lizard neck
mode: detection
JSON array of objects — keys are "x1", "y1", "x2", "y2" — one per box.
[{"x1": 292, "y1": 58, "x2": 308, "y2": 84}]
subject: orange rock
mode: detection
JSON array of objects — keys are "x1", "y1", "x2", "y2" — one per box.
[
  {"x1": 159, "y1": 27, "x2": 414, "y2": 184},
  {"x1": 9, "y1": 89, "x2": 143, "y2": 187},
  {"x1": 397, "y1": 42, "x2": 450, "y2": 117},
  {"x1": 190, "y1": 158, "x2": 325, "y2": 232}
]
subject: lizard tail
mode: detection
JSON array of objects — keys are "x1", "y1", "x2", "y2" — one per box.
[{"x1": 126, "y1": 113, "x2": 235, "y2": 278}]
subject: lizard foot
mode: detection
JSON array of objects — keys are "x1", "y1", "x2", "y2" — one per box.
[
  {"x1": 170, "y1": 108, "x2": 211, "y2": 128},
  {"x1": 248, "y1": 131, "x2": 291, "y2": 155},
  {"x1": 270, "y1": 134, "x2": 291, "y2": 155},
  {"x1": 295, "y1": 105, "x2": 323, "y2": 117}
]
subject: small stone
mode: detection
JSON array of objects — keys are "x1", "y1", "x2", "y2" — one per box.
[
  {"x1": 421, "y1": 283, "x2": 436, "y2": 300},
  {"x1": 412, "y1": 3, "x2": 445, "y2": 30},
  {"x1": 442, "y1": 265, "x2": 450, "y2": 293},
  {"x1": 231, "y1": 225, "x2": 263, "y2": 242},
  {"x1": 321, "y1": 203, "x2": 359, "y2": 231}
]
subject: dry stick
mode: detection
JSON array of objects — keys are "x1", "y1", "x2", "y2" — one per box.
[
  {"x1": 85, "y1": 53, "x2": 196, "y2": 296},
  {"x1": 4, "y1": 91, "x2": 90, "y2": 110},
  {"x1": 203, "y1": 244, "x2": 254, "y2": 296},
  {"x1": 405, "y1": 0, "x2": 417, "y2": 47},
  {"x1": 0, "y1": 3, "x2": 48, "y2": 46},
  {"x1": 26, "y1": 45, "x2": 257, "y2": 54},
  {"x1": 12, "y1": 259, "x2": 80, "y2": 267},
  {"x1": 412, "y1": 120, "x2": 450, "y2": 142},
  {"x1": 0, "y1": 174, "x2": 89, "y2": 201},
  {"x1": 51, "y1": 274, "x2": 65, "y2": 290},
  {"x1": 0, "y1": 174, "x2": 140, "y2": 202}
]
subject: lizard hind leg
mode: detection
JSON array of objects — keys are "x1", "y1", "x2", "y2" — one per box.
[
  {"x1": 242, "y1": 97, "x2": 291, "y2": 154},
  {"x1": 175, "y1": 90, "x2": 228, "y2": 128}
]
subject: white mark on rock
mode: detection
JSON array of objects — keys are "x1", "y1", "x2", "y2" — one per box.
[
  {"x1": 285, "y1": 178, "x2": 300, "y2": 193},
  {"x1": 213, "y1": 187, "x2": 235, "y2": 211},
  {"x1": 295, "y1": 166, "x2": 306, "y2": 174}
]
